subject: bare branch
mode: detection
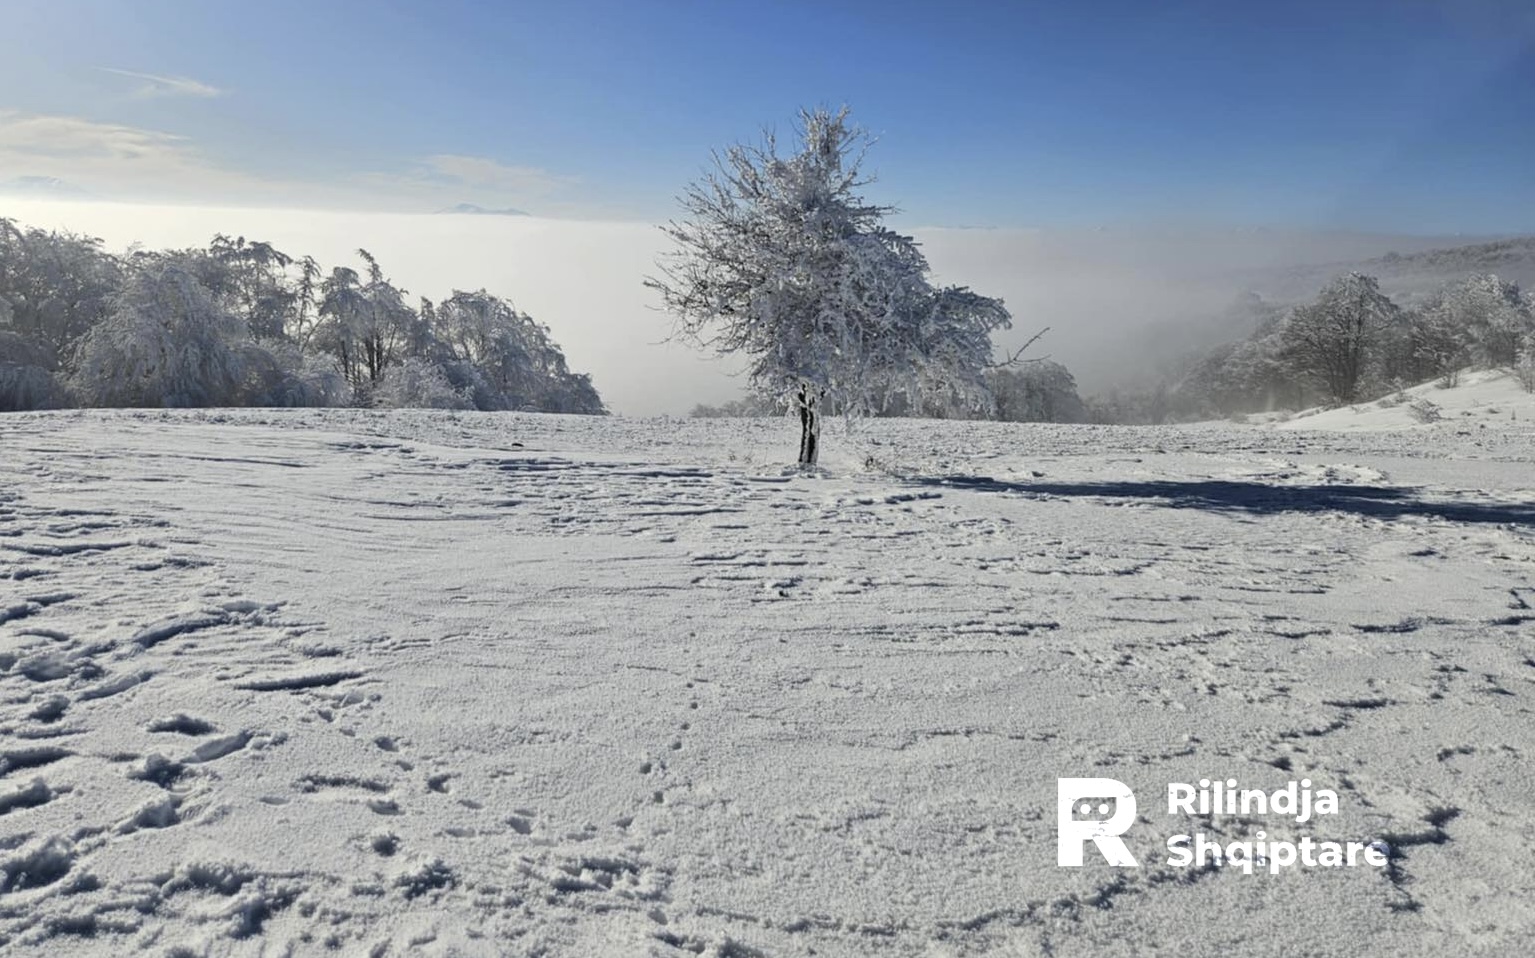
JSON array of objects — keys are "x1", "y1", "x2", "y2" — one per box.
[{"x1": 988, "y1": 327, "x2": 1051, "y2": 368}]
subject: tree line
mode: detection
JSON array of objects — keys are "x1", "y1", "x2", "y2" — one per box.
[
  {"x1": 0, "y1": 220, "x2": 605, "y2": 414},
  {"x1": 1029, "y1": 272, "x2": 1535, "y2": 427},
  {"x1": 1160, "y1": 271, "x2": 1535, "y2": 422}
]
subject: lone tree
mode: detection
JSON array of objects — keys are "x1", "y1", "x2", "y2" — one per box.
[
  {"x1": 646, "y1": 107, "x2": 1015, "y2": 467},
  {"x1": 1280, "y1": 272, "x2": 1402, "y2": 404}
]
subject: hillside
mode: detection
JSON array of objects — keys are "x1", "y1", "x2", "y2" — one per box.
[
  {"x1": 1265, "y1": 367, "x2": 1535, "y2": 432},
  {"x1": 1254, "y1": 236, "x2": 1535, "y2": 307},
  {"x1": 434, "y1": 203, "x2": 530, "y2": 216},
  {"x1": 1111, "y1": 236, "x2": 1535, "y2": 389}
]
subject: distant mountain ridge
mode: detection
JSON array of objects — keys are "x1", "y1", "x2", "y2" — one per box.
[
  {"x1": 435, "y1": 203, "x2": 530, "y2": 217},
  {"x1": 1247, "y1": 235, "x2": 1535, "y2": 307},
  {"x1": 0, "y1": 176, "x2": 97, "y2": 200},
  {"x1": 1098, "y1": 233, "x2": 1535, "y2": 390}
]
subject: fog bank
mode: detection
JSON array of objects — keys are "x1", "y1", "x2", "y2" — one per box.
[{"x1": 0, "y1": 199, "x2": 1489, "y2": 414}]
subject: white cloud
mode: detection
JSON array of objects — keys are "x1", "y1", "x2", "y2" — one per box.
[
  {"x1": 0, "y1": 111, "x2": 590, "y2": 215},
  {"x1": 421, "y1": 154, "x2": 572, "y2": 194},
  {"x1": 0, "y1": 110, "x2": 274, "y2": 200},
  {"x1": 0, "y1": 111, "x2": 188, "y2": 161},
  {"x1": 98, "y1": 68, "x2": 223, "y2": 99},
  {"x1": 347, "y1": 154, "x2": 584, "y2": 216}
]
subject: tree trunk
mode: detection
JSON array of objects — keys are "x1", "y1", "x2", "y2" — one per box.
[{"x1": 797, "y1": 387, "x2": 821, "y2": 468}]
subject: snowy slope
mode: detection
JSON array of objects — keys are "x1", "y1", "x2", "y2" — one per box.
[
  {"x1": 2, "y1": 410, "x2": 1533, "y2": 956},
  {"x1": 1270, "y1": 368, "x2": 1535, "y2": 431}
]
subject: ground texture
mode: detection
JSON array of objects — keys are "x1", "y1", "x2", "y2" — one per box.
[{"x1": 1, "y1": 409, "x2": 1532, "y2": 956}]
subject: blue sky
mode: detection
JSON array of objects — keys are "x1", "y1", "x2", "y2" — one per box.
[{"x1": 2, "y1": 0, "x2": 1533, "y2": 232}]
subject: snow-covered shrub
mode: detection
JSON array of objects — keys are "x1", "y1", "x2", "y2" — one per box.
[
  {"x1": 1516, "y1": 358, "x2": 1535, "y2": 393},
  {"x1": 0, "y1": 330, "x2": 66, "y2": 410},
  {"x1": 433, "y1": 357, "x2": 497, "y2": 410},
  {"x1": 236, "y1": 340, "x2": 349, "y2": 407},
  {"x1": 291, "y1": 352, "x2": 350, "y2": 406},
  {"x1": 372, "y1": 357, "x2": 473, "y2": 409},
  {"x1": 534, "y1": 370, "x2": 607, "y2": 415},
  {"x1": 1408, "y1": 398, "x2": 1443, "y2": 423},
  {"x1": 1376, "y1": 382, "x2": 1408, "y2": 408},
  {"x1": 691, "y1": 395, "x2": 776, "y2": 418},
  {"x1": 0, "y1": 362, "x2": 66, "y2": 411}
]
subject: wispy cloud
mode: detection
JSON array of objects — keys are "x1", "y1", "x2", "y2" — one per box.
[
  {"x1": 421, "y1": 154, "x2": 573, "y2": 194},
  {"x1": 0, "y1": 110, "x2": 271, "y2": 201},
  {"x1": 348, "y1": 154, "x2": 580, "y2": 215},
  {"x1": 0, "y1": 111, "x2": 595, "y2": 214},
  {"x1": 0, "y1": 111, "x2": 190, "y2": 162},
  {"x1": 97, "y1": 67, "x2": 224, "y2": 99}
]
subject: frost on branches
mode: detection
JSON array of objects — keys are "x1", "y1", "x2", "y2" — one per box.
[
  {"x1": 1280, "y1": 272, "x2": 1403, "y2": 405},
  {"x1": 73, "y1": 262, "x2": 250, "y2": 408},
  {"x1": 0, "y1": 218, "x2": 605, "y2": 414},
  {"x1": 646, "y1": 107, "x2": 1012, "y2": 467}
]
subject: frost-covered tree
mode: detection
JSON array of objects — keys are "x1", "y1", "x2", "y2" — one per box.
[
  {"x1": 0, "y1": 329, "x2": 67, "y2": 410},
  {"x1": 285, "y1": 254, "x2": 324, "y2": 349},
  {"x1": 315, "y1": 265, "x2": 368, "y2": 390},
  {"x1": 431, "y1": 290, "x2": 550, "y2": 408},
  {"x1": 314, "y1": 251, "x2": 423, "y2": 395},
  {"x1": 0, "y1": 218, "x2": 120, "y2": 369},
  {"x1": 1518, "y1": 332, "x2": 1535, "y2": 392},
  {"x1": 1427, "y1": 273, "x2": 1532, "y2": 369},
  {"x1": 235, "y1": 339, "x2": 349, "y2": 407},
  {"x1": 202, "y1": 234, "x2": 298, "y2": 340},
  {"x1": 1162, "y1": 295, "x2": 1307, "y2": 419},
  {"x1": 1280, "y1": 272, "x2": 1402, "y2": 404},
  {"x1": 0, "y1": 215, "x2": 605, "y2": 414},
  {"x1": 1398, "y1": 305, "x2": 1467, "y2": 386},
  {"x1": 990, "y1": 360, "x2": 1087, "y2": 423},
  {"x1": 429, "y1": 290, "x2": 605, "y2": 413},
  {"x1": 646, "y1": 107, "x2": 1013, "y2": 466},
  {"x1": 72, "y1": 261, "x2": 249, "y2": 407},
  {"x1": 0, "y1": 361, "x2": 65, "y2": 411}
]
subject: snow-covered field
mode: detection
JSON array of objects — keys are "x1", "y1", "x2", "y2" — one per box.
[{"x1": 2, "y1": 409, "x2": 1533, "y2": 956}]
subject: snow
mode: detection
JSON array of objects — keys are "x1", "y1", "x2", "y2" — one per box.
[
  {"x1": 2, "y1": 409, "x2": 1533, "y2": 955},
  {"x1": 1263, "y1": 368, "x2": 1535, "y2": 432}
]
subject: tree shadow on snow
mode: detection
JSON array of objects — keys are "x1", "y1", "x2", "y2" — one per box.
[{"x1": 908, "y1": 475, "x2": 1535, "y2": 527}]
